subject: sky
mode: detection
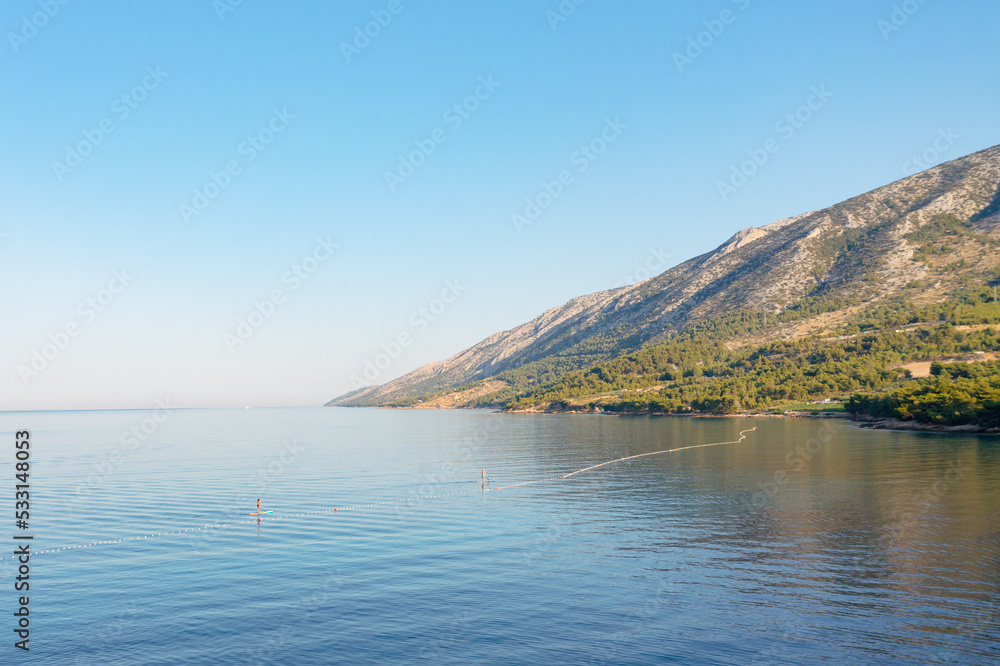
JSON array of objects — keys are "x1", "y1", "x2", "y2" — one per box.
[{"x1": 1, "y1": 0, "x2": 999, "y2": 410}]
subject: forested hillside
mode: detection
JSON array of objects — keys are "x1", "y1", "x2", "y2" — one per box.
[{"x1": 328, "y1": 145, "x2": 1000, "y2": 415}]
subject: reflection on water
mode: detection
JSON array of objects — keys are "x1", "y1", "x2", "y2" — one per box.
[{"x1": 1, "y1": 408, "x2": 997, "y2": 663}]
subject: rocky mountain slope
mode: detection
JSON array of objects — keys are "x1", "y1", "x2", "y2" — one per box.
[{"x1": 328, "y1": 144, "x2": 1000, "y2": 407}]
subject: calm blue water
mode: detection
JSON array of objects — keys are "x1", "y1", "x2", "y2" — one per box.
[{"x1": 1, "y1": 408, "x2": 998, "y2": 664}]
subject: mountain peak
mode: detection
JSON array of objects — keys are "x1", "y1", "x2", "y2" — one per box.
[{"x1": 328, "y1": 143, "x2": 1000, "y2": 407}]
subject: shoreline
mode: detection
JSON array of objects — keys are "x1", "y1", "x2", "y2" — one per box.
[
  {"x1": 520, "y1": 409, "x2": 1000, "y2": 434},
  {"x1": 335, "y1": 402, "x2": 1000, "y2": 434},
  {"x1": 364, "y1": 403, "x2": 1000, "y2": 434},
  {"x1": 848, "y1": 415, "x2": 1000, "y2": 435}
]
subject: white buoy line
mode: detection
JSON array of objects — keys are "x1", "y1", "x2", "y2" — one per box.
[{"x1": 1, "y1": 428, "x2": 755, "y2": 561}]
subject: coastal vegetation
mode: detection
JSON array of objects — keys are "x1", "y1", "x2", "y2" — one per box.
[
  {"x1": 499, "y1": 318, "x2": 1000, "y2": 415},
  {"x1": 848, "y1": 360, "x2": 1000, "y2": 427}
]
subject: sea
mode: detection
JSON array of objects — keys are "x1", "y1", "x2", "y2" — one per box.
[{"x1": 0, "y1": 407, "x2": 997, "y2": 664}]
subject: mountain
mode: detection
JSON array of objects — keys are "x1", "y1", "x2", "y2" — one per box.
[{"x1": 327, "y1": 144, "x2": 1000, "y2": 409}]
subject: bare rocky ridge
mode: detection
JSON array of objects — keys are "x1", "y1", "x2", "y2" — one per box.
[{"x1": 328, "y1": 144, "x2": 1000, "y2": 407}]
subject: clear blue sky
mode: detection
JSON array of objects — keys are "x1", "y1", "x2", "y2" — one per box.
[{"x1": 2, "y1": 0, "x2": 998, "y2": 410}]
